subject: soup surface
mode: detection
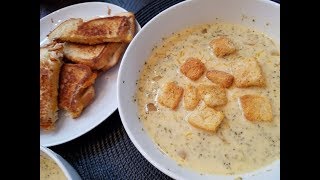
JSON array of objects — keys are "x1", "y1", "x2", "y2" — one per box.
[
  {"x1": 40, "y1": 154, "x2": 67, "y2": 180},
  {"x1": 136, "y1": 23, "x2": 280, "y2": 175}
]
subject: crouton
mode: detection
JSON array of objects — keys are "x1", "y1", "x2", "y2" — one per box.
[
  {"x1": 146, "y1": 103, "x2": 157, "y2": 112},
  {"x1": 198, "y1": 84, "x2": 227, "y2": 108},
  {"x1": 180, "y1": 58, "x2": 206, "y2": 81},
  {"x1": 187, "y1": 106, "x2": 224, "y2": 132},
  {"x1": 239, "y1": 95, "x2": 273, "y2": 121},
  {"x1": 206, "y1": 70, "x2": 234, "y2": 88},
  {"x1": 210, "y1": 36, "x2": 236, "y2": 57},
  {"x1": 158, "y1": 82, "x2": 184, "y2": 110},
  {"x1": 232, "y1": 58, "x2": 265, "y2": 88},
  {"x1": 183, "y1": 85, "x2": 200, "y2": 111}
]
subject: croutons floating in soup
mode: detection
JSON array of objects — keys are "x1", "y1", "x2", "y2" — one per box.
[{"x1": 136, "y1": 22, "x2": 280, "y2": 175}]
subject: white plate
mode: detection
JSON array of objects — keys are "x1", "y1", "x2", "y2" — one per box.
[
  {"x1": 118, "y1": 0, "x2": 279, "y2": 179},
  {"x1": 40, "y1": 2, "x2": 141, "y2": 147}
]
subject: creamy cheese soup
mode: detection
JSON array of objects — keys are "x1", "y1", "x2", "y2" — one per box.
[
  {"x1": 40, "y1": 154, "x2": 67, "y2": 180},
  {"x1": 136, "y1": 23, "x2": 280, "y2": 175}
]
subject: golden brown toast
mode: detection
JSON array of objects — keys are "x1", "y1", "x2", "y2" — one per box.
[
  {"x1": 100, "y1": 42, "x2": 128, "y2": 71},
  {"x1": 48, "y1": 12, "x2": 136, "y2": 45},
  {"x1": 40, "y1": 43, "x2": 64, "y2": 131},
  {"x1": 63, "y1": 42, "x2": 127, "y2": 71},
  {"x1": 59, "y1": 64, "x2": 97, "y2": 118}
]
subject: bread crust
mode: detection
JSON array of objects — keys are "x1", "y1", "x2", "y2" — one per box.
[
  {"x1": 40, "y1": 43, "x2": 63, "y2": 130},
  {"x1": 48, "y1": 13, "x2": 136, "y2": 45},
  {"x1": 58, "y1": 64, "x2": 97, "y2": 118},
  {"x1": 63, "y1": 42, "x2": 127, "y2": 71}
]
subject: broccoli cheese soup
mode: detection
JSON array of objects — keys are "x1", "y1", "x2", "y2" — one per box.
[{"x1": 136, "y1": 23, "x2": 280, "y2": 175}]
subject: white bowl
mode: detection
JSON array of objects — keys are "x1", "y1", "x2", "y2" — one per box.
[
  {"x1": 40, "y1": 146, "x2": 81, "y2": 180},
  {"x1": 117, "y1": 0, "x2": 280, "y2": 179}
]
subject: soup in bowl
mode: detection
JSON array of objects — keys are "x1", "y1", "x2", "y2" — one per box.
[
  {"x1": 40, "y1": 146, "x2": 81, "y2": 180},
  {"x1": 118, "y1": 0, "x2": 279, "y2": 179}
]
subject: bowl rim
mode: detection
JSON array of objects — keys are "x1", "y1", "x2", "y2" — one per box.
[
  {"x1": 118, "y1": 0, "x2": 280, "y2": 179},
  {"x1": 40, "y1": 146, "x2": 73, "y2": 179}
]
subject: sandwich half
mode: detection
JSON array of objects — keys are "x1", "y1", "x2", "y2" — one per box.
[
  {"x1": 40, "y1": 43, "x2": 63, "y2": 130},
  {"x1": 63, "y1": 42, "x2": 127, "y2": 71},
  {"x1": 59, "y1": 63, "x2": 97, "y2": 118},
  {"x1": 48, "y1": 12, "x2": 136, "y2": 45}
]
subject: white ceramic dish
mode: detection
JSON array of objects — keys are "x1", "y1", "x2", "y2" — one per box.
[
  {"x1": 40, "y1": 2, "x2": 141, "y2": 147},
  {"x1": 40, "y1": 146, "x2": 82, "y2": 180},
  {"x1": 117, "y1": 0, "x2": 279, "y2": 179}
]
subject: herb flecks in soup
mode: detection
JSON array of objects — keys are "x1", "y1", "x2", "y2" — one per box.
[
  {"x1": 136, "y1": 23, "x2": 280, "y2": 175},
  {"x1": 40, "y1": 154, "x2": 67, "y2": 180}
]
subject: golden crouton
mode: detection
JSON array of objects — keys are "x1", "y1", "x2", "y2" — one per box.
[
  {"x1": 198, "y1": 84, "x2": 227, "y2": 108},
  {"x1": 183, "y1": 85, "x2": 200, "y2": 111},
  {"x1": 180, "y1": 58, "x2": 206, "y2": 81},
  {"x1": 206, "y1": 70, "x2": 234, "y2": 88},
  {"x1": 187, "y1": 106, "x2": 224, "y2": 132},
  {"x1": 210, "y1": 36, "x2": 236, "y2": 57},
  {"x1": 239, "y1": 95, "x2": 273, "y2": 121},
  {"x1": 158, "y1": 82, "x2": 184, "y2": 110},
  {"x1": 232, "y1": 58, "x2": 265, "y2": 88}
]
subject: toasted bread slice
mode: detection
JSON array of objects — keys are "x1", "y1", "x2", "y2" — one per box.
[
  {"x1": 187, "y1": 106, "x2": 224, "y2": 132},
  {"x1": 232, "y1": 58, "x2": 265, "y2": 88},
  {"x1": 48, "y1": 12, "x2": 136, "y2": 45},
  {"x1": 180, "y1": 58, "x2": 206, "y2": 81},
  {"x1": 239, "y1": 95, "x2": 273, "y2": 121},
  {"x1": 206, "y1": 70, "x2": 234, "y2": 88},
  {"x1": 183, "y1": 85, "x2": 200, "y2": 111},
  {"x1": 40, "y1": 43, "x2": 64, "y2": 130},
  {"x1": 100, "y1": 42, "x2": 127, "y2": 71},
  {"x1": 59, "y1": 64, "x2": 97, "y2": 118},
  {"x1": 158, "y1": 82, "x2": 184, "y2": 110},
  {"x1": 198, "y1": 84, "x2": 227, "y2": 108},
  {"x1": 63, "y1": 42, "x2": 127, "y2": 71}
]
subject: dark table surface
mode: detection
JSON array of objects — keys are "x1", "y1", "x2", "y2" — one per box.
[
  {"x1": 40, "y1": 0, "x2": 279, "y2": 19},
  {"x1": 40, "y1": 0, "x2": 280, "y2": 179}
]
